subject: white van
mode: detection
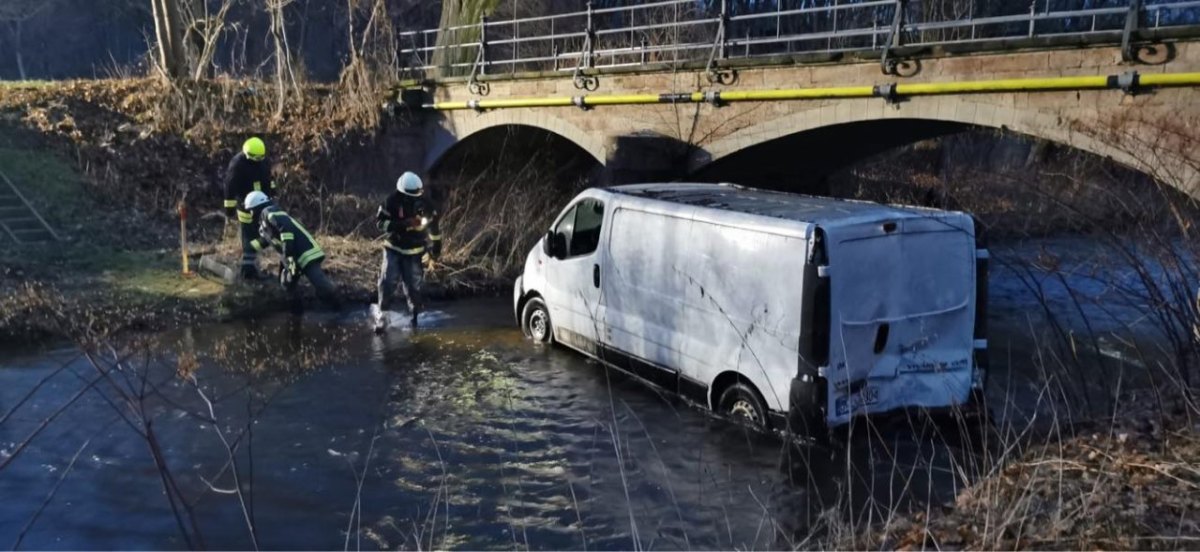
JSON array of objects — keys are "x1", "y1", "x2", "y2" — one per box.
[{"x1": 513, "y1": 183, "x2": 988, "y2": 434}]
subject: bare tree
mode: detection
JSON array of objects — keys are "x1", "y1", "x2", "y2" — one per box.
[
  {"x1": 265, "y1": 0, "x2": 300, "y2": 117},
  {"x1": 184, "y1": 0, "x2": 238, "y2": 80},
  {"x1": 0, "y1": 0, "x2": 56, "y2": 80},
  {"x1": 150, "y1": 0, "x2": 190, "y2": 79},
  {"x1": 149, "y1": 0, "x2": 238, "y2": 80}
]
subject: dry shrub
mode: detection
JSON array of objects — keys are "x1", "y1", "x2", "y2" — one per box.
[
  {"x1": 824, "y1": 388, "x2": 1200, "y2": 551},
  {"x1": 432, "y1": 155, "x2": 587, "y2": 289},
  {"x1": 335, "y1": 0, "x2": 401, "y2": 129}
]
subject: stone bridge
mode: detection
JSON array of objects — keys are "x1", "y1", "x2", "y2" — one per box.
[{"x1": 402, "y1": 42, "x2": 1200, "y2": 195}]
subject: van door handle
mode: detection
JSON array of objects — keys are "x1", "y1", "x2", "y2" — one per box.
[{"x1": 593, "y1": 264, "x2": 600, "y2": 288}]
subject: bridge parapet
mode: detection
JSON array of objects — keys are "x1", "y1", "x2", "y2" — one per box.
[{"x1": 399, "y1": 0, "x2": 1200, "y2": 89}]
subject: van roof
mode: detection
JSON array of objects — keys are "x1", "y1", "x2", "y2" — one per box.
[{"x1": 609, "y1": 183, "x2": 960, "y2": 227}]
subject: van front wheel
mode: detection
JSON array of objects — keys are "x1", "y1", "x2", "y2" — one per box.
[
  {"x1": 719, "y1": 383, "x2": 768, "y2": 428},
  {"x1": 522, "y1": 298, "x2": 553, "y2": 344}
]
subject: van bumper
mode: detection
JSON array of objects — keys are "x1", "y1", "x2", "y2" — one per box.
[
  {"x1": 787, "y1": 374, "x2": 825, "y2": 436},
  {"x1": 512, "y1": 275, "x2": 524, "y2": 325}
]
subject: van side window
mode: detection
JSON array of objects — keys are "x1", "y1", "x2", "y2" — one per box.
[
  {"x1": 570, "y1": 199, "x2": 604, "y2": 257},
  {"x1": 553, "y1": 205, "x2": 577, "y2": 255}
]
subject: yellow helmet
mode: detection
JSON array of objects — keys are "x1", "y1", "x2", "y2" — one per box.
[{"x1": 242, "y1": 137, "x2": 266, "y2": 161}]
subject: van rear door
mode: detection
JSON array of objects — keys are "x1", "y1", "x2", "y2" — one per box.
[{"x1": 823, "y1": 214, "x2": 976, "y2": 425}]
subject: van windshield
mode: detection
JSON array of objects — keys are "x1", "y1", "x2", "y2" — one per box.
[{"x1": 836, "y1": 229, "x2": 973, "y2": 322}]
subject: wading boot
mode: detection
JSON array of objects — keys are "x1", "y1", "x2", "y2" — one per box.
[{"x1": 371, "y1": 304, "x2": 388, "y2": 334}]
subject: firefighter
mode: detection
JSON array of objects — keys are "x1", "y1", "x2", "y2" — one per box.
[
  {"x1": 372, "y1": 172, "x2": 441, "y2": 331},
  {"x1": 243, "y1": 191, "x2": 342, "y2": 311},
  {"x1": 223, "y1": 137, "x2": 276, "y2": 280}
]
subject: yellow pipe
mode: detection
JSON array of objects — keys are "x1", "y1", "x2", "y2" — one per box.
[
  {"x1": 585, "y1": 94, "x2": 677, "y2": 105},
  {"x1": 719, "y1": 86, "x2": 876, "y2": 101},
  {"x1": 436, "y1": 96, "x2": 575, "y2": 109},
  {"x1": 425, "y1": 71, "x2": 1200, "y2": 110},
  {"x1": 895, "y1": 75, "x2": 1111, "y2": 95},
  {"x1": 1140, "y1": 72, "x2": 1200, "y2": 86}
]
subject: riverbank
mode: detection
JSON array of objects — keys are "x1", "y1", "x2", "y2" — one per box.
[{"x1": 0, "y1": 79, "x2": 543, "y2": 345}]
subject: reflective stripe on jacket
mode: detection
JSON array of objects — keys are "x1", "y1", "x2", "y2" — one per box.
[
  {"x1": 376, "y1": 191, "x2": 440, "y2": 255},
  {"x1": 253, "y1": 206, "x2": 324, "y2": 269},
  {"x1": 223, "y1": 151, "x2": 276, "y2": 209}
]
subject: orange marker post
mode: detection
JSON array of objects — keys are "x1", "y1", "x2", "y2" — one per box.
[{"x1": 178, "y1": 199, "x2": 191, "y2": 276}]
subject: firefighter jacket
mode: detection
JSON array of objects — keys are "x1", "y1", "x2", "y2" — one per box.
[
  {"x1": 250, "y1": 205, "x2": 325, "y2": 270},
  {"x1": 376, "y1": 192, "x2": 442, "y2": 256},
  {"x1": 223, "y1": 152, "x2": 275, "y2": 223}
]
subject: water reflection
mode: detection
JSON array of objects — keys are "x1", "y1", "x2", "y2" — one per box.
[{"x1": 1, "y1": 300, "x2": 997, "y2": 550}]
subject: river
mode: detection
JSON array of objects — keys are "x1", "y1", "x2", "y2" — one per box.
[{"x1": 0, "y1": 237, "x2": 1174, "y2": 550}]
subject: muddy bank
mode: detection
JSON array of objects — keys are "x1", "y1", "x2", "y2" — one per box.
[{"x1": 0, "y1": 236, "x2": 510, "y2": 348}]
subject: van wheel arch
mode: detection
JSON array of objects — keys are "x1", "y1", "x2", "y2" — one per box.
[
  {"x1": 711, "y1": 372, "x2": 770, "y2": 429},
  {"x1": 517, "y1": 290, "x2": 542, "y2": 324},
  {"x1": 521, "y1": 294, "x2": 553, "y2": 344}
]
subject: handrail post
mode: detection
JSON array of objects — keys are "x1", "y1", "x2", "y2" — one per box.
[
  {"x1": 479, "y1": 15, "x2": 489, "y2": 76},
  {"x1": 1122, "y1": 0, "x2": 1143, "y2": 62},
  {"x1": 718, "y1": 0, "x2": 728, "y2": 61},
  {"x1": 1028, "y1": 1, "x2": 1036, "y2": 38},
  {"x1": 467, "y1": 15, "x2": 490, "y2": 95},
  {"x1": 880, "y1": 0, "x2": 906, "y2": 75},
  {"x1": 705, "y1": 0, "x2": 734, "y2": 83},
  {"x1": 572, "y1": 1, "x2": 598, "y2": 90},
  {"x1": 829, "y1": 0, "x2": 838, "y2": 52},
  {"x1": 585, "y1": 1, "x2": 595, "y2": 70}
]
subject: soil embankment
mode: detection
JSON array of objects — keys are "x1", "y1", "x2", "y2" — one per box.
[{"x1": 0, "y1": 79, "x2": 564, "y2": 344}]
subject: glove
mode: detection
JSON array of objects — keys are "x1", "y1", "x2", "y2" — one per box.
[
  {"x1": 225, "y1": 206, "x2": 236, "y2": 220},
  {"x1": 278, "y1": 258, "x2": 297, "y2": 288},
  {"x1": 431, "y1": 242, "x2": 442, "y2": 260}
]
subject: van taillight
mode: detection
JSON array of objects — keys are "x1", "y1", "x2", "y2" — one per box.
[{"x1": 812, "y1": 229, "x2": 830, "y2": 367}]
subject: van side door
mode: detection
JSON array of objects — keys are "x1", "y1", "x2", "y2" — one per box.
[{"x1": 544, "y1": 198, "x2": 606, "y2": 353}]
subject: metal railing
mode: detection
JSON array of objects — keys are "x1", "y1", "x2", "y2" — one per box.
[{"x1": 399, "y1": 0, "x2": 1200, "y2": 89}]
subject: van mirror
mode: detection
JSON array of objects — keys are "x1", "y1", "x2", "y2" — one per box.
[{"x1": 546, "y1": 231, "x2": 567, "y2": 259}]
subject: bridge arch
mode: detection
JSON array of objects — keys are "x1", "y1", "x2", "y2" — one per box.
[
  {"x1": 425, "y1": 110, "x2": 608, "y2": 172},
  {"x1": 692, "y1": 97, "x2": 1131, "y2": 179}
]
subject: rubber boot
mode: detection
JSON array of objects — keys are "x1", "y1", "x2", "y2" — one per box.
[{"x1": 371, "y1": 304, "x2": 388, "y2": 334}]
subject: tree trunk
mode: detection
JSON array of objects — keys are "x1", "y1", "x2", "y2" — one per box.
[
  {"x1": 434, "y1": 0, "x2": 500, "y2": 76},
  {"x1": 268, "y1": 0, "x2": 297, "y2": 117},
  {"x1": 151, "y1": 0, "x2": 188, "y2": 79}
]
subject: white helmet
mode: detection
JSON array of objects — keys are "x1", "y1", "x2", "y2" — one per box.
[
  {"x1": 243, "y1": 190, "x2": 271, "y2": 211},
  {"x1": 397, "y1": 171, "x2": 424, "y2": 196}
]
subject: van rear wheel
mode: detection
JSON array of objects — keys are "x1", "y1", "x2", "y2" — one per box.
[
  {"x1": 521, "y1": 298, "x2": 553, "y2": 343},
  {"x1": 718, "y1": 383, "x2": 768, "y2": 428}
]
